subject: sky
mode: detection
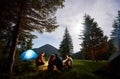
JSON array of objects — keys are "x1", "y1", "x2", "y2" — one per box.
[{"x1": 32, "y1": 0, "x2": 120, "y2": 53}]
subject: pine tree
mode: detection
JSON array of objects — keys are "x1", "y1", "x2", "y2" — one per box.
[
  {"x1": 59, "y1": 27, "x2": 73, "y2": 59},
  {"x1": 111, "y1": 11, "x2": 120, "y2": 53},
  {"x1": 0, "y1": 0, "x2": 65, "y2": 76},
  {"x1": 80, "y1": 14, "x2": 108, "y2": 61}
]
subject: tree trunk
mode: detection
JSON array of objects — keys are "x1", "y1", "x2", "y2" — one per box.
[
  {"x1": 91, "y1": 43, "x2": 95, "y2": 62},
  {"x1": 6, "y1": 2, "x2": 23, "y2": 79},
  {"x1": 91, "y1": 50, "x2": 95, "y2": 62},
  {"x1": 7, "y1": 27, "x2": 20, "y2": 78}
]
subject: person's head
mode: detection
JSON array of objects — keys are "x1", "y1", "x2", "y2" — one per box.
[
  {"x1": 66, "y1": 54, "x2": 69, "y2": 58},
  {"x1": 38, "y1": 52, "x2": 45, "y2": 58},
  {"x1": 48, "y1": 54, "x2": 56, "y2": 62},
  {"x1": 41, "y1": 52, "x2": 45, "y2": 56},
  {"x1": 55, "y1": 54, "x2": 58, "y2": 57}
]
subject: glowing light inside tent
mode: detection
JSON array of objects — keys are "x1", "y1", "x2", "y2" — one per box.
[{"x1": 20, "y1": 50, "x2": 38, "y2": 60}]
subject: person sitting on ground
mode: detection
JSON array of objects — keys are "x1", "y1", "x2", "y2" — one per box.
[
  {"x1": 35, "y1": 52, "x2": 46, "y2": 67},
  {"x1": 63, "y1": 54, "x2": 73, "y2": 69},
  {"x1": 54, "y1": 54, "x2": 63, "y2": 71},
  {"x1": 47, "y1": 54, "x2": 56, "y2": 71}
]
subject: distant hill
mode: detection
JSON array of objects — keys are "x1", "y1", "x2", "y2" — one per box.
[{"x1": 33, "y1": 44, "x2": 59, "y2": 56}]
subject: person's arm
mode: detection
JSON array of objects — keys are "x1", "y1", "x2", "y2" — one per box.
[
  {"x1": 69, "y1": 57, "x2": 73, "y2": 66},
  {"x1": 41, "y1": 57, "x2": 46, "y2": 63}
]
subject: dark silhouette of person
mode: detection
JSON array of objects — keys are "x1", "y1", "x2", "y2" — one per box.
[
  {"x1": 35, "y1": 52, "x2": 46, "y2": 67},
  {"x1": 54, "y1": 54, "x2": 63, "y2": 71},
  {"x1": 47, "y1": 54, "x2": 56, "y2": 71}
]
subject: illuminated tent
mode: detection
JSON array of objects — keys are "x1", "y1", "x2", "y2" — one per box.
[{"x1": 20, "y1": 49, "x2": 38, "y2": 60}]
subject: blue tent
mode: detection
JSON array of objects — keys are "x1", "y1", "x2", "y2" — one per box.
[{"x1": 20, "y1": 49, "x2": 38, "y2": 60}]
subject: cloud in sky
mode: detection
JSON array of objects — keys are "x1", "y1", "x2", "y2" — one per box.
[{"x1": 32, "y1": 0, "x2": 120, "y2": 53}]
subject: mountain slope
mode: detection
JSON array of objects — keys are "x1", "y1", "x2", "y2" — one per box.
[{"x1": 33, "y1": 44, "x2": 59, "y2": 55}]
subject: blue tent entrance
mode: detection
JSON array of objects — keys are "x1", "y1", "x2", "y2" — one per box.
[{"x1": 20, "y1": 49, "x2": 38, "y2": 60}]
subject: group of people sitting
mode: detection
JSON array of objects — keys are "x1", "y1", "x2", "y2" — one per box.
[{"x1": 35, "y1": 52, "x2": 73, "y2": 71}]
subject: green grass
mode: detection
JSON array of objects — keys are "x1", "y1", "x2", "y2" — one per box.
[
  {"x1": 14, "y1": 59, "x2": 108, "y2": 79},
  {"x1": 70, "y1": 60, "x2": 107, "y2": 79}
]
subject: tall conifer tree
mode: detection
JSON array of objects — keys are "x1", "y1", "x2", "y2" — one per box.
[
  {"x1": 59, "y1": 27, "x2": 73, "y2": 58},
  {"x1": 80, "y1": 14, "x2": 108, "y2": 61},
  {"x1": 111, "y1": 11, "x2": 120, "y2": 52}
]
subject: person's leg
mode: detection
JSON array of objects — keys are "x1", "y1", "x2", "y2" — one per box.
[
  {"x1": 48, "y1": 64, "x2": 54, "y2": 71},
  {"x1": 36, "y1": 62, "x2": 39, "y2": 67}
]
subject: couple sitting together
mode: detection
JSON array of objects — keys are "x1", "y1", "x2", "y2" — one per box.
[{"x1": 35, "y1": 52, "x2": 73, "y2": 71}]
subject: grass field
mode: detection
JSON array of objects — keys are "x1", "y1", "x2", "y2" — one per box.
[{"x1": 14, "y1": 59, "x2": 108, "y2": 79}]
